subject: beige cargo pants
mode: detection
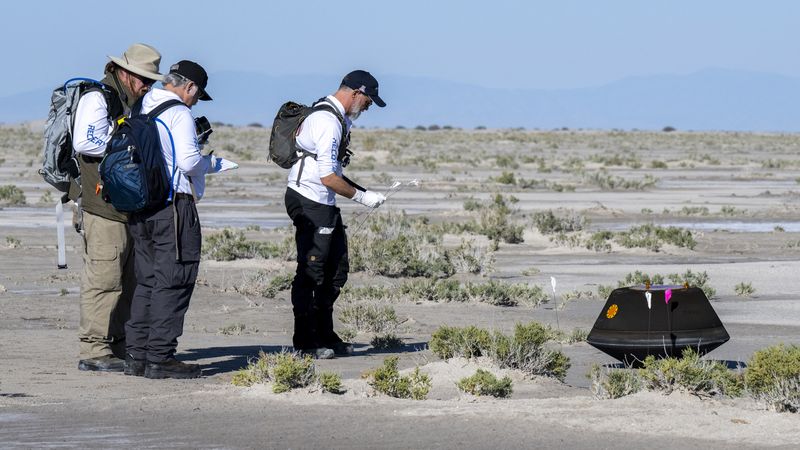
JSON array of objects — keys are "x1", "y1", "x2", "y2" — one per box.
[{"x1": 78, "y1": 211, "x2": 135, "y2": 359}]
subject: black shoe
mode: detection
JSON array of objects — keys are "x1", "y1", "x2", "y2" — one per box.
[
  {"x1": 144, "y1": 359, "x2": 201, "y2": 379},
  {"x1": 124, "y1": 354, "x2": 146, "y2": 377},
  {"x1": 78, "y1": 355, "x2": 125, "y2": 372},
  {"x1": 297, "y1": 347, "x2": 335, "y2": 360},
  {"x1": 329, "y1": 342, "x2": 354, "y2": 356}
]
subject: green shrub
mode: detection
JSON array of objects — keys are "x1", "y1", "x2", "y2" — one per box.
[
  {"x1": 639, "y1": 349, "x2": 744, "y2": 397},
  {"x1": 400, "y1": 279, "x2": 548, "y2": 307},
  {"x1": 745, "y1": 345, "x2": 800, "y2": 395},
  {"x1": 493, "y1": 171, "x2": 517, "y2": 185},
  {"x1": 531, "y1": 210, "x2": 586, "y2": 234},
  {"x1": 371, "y1": 333, "x2": 404, "y2": 350},
  {"x1": 588, "y1": 364, "x2": 642, "y2": 399},
  {"x1": 367, "y1": 356, "x2": 431, "y2": 400},
  {"x1": 0, "y1": 185, "x2": 26, "y2": 205},
  {"x1": 430, "y1": 323, "x2": 570, "y2": 381},
  {"x1": 429, "y1": 325, "x2": 492, "y2": 359},
  {"x1": 338, "y1": 304, "x2": 399, "y2": 333},
  {"x1": 667, "y1": 269, "x2": 716, "y2": 298},
  {"x1": 235, "y1": 271, "x2": 293, "y2": 298},
  {"x1": 202, "y1": 228, "x2": 294, "y2": 261},
  {"x1": 269, "y1": 352, "x2": 317, "y2": 393},
  {"x1": 463, "y1": 198, "x2": 483, "y2": 211},
  {"x1": 218, "y1": 323, "x2": 246, "y2": 335},
  {"x1": 615, "y1": 224, "x2": 696, "y2": 251},
  {"x1": 231, "y1": 351, "x2": 316, "y2": 393},
  {"x1": 734, "y1": 282, "x2": 755, "y2": 297},
  {"x1": 457, "y1": 369, "x2": 513, "y2": 398},
  {"x1": 318, "y1": 371, "x2": 345, "y2": 394}
]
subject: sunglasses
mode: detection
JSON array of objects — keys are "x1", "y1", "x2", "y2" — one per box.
[{"x1": 128, "y1": 70, "x2": 157, "y2": 87}]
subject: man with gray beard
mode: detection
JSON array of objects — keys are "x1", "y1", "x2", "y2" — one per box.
[{"x1": 284, "y1": 70, "x2": 387, "y2": 359}]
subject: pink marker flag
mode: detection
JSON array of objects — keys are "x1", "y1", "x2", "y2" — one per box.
[{"x1": 665, "y1": 289, "x2": 672, "y2": 304}]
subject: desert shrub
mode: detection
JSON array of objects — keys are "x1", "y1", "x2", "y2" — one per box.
[
  {"x1": 745, "y1": 345, "x2": 800, "y2": 395},
  {"x1": 734, "y1": 282, "x2": 755, "y2": 297},
  {"x1": 589, "y1": 364, "x2": 642, "y2": 399},
  {"x1": 367, "y1": 356, "x2": 431, "y2": 400},
  {"x1": 231, "y1": 351, "x2": 317, "y2": 393},
  {"x1": 585, "y1": 173, "x2": 657, "y2": 190},
  {"x1": 235, "y1": 271, "x2": 294, "y2": 298},
  {"x1": 621, "y1": 270, "x2": 665, "y2": 286},
  {"x1": 650, "y1": 160, "x2": 668, "y2": 169},
  {"x1": 564, "y1": 328, "x2": 589, "y2": 344},
  {"x1": 218, "y1": 323, "x2": 246, "y2": 335},
  {"x1": 615, "y1": 224, "x2": 696, "y2": 251},
  {"x1": 6, "y1": 236, "x2": 21, "y2": 248},
  {"x1": 457, "y1": 369, "x2": 513, "y2": 398},
  {"x1": 531, "y1": 210, "x2": 586, "y2": 234},
  {"x1": 667, "y1": 269, "x2": 715, "y2": 298},
  {"x1": 663, "y1": 126, "x2": 676, "y2": 132},
  {"x1": 463, "y1": 198, "x2": 483, "y2": 211},
  {"x1": 370, "y1": 333, "x2": 404, "y2": 350},
  {"x1": 203, "y1": 228, "x2": 294, "y2": 261},
  {"x1": 269, "y1": 352, "x2": 316, "y2": 393},
  {"x1": 338, "y1": 304, "x2": 399, "y2": 333},
  {"x1": 679, "y1": 206, "x2": 710, "y2": 216},
  {"x1": 639, "y1": 349, "x2": 744, "y2": 397},
  {"x1": 491, "y1": 323, "x2": 571, "y2": 381},
  {"x1": 318, "y1": 372, "x2": 345, "y2": 394},
  {"x1": 495, "y1": 155, "x2": 519, "y2": 169},
  {"x1": 400, "y1": 279, "x2": 547, "y2": 307},
  {"x1": 493, "y1": 171, "x2": 517, "y2": 185},
  {"x1": 758, "y1": 377, "x2": 800, "y2": 413},
  {"x1": 429, "y1": 325, "x2": 492, "y2": 359},
  {"x1": 430, "y1": 323, "x2": 570, "y2": 381},
  {"x1": 231, "y1": 351, "x2": 271, "y2": 387},
  {"x1": 0, "y1": 185, "x2": 26, "y2": 205},
  {"x1": 584, "y1": 231, "x2": 613, "y2": 252}
]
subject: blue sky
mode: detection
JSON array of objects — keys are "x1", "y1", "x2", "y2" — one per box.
[{"x1": 3, "y1": 1, "x2": 799, "y2": 97}]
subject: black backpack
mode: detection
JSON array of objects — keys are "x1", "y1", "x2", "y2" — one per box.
[
  {"x1": 98, "y1": 99, "x2": 184, "y2": 212},
  {"x1": 268, "y1": 99, "x2": 350, "y2": 184}
]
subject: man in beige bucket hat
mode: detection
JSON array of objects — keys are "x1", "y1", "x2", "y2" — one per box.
[{"x1": 69, "y1": 43, "x2": 163, "y2": 372}]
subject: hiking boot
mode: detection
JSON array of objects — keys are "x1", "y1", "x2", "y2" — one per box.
[
  {"x1": 144, "y1": 359, "x2": 201, "y2": 379},
  {"x1": 78, "y1": 355, "x2": 125, "y2": 372},
  {"x1": 124, "y1": 354, "x2": 146, "y2": 377},
  {"x1": 329, "y1": 342, "x2": 354, "y2": 356},
  {"x1": 298, "y1": 347, "x2": 335, "y2": 360}
]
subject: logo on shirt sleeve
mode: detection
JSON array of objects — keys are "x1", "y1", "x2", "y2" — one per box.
[{"x1": 331, "y1": 137, "x2": 339, "y2": 162}]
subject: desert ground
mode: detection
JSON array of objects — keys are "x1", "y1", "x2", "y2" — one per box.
[{"x1": 1, "y1": 123, "x2": 799, "y2": 449}]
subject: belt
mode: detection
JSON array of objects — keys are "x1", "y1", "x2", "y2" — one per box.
[{"x1": 173, "y1": 193, "x2": 193, "y2": 200}]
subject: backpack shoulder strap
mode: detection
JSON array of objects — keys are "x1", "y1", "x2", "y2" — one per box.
[
  {"x1": 146, "y1": 99, "x2": 184, "y2": 120},
  {"x1": 311, "y1": 98, "x2": 346, "y2": 132}
]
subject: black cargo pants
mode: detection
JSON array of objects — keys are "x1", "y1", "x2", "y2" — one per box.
[
  {"x1": 284, "y1": 188, "x2": 349, "y2": 350},
  {"x1": 126, "y1": 194, "x2": 201, "y2": 363}
]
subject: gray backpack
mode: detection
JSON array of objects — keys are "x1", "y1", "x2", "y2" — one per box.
[{"x1": 39, "y1": 78, "x2": 109, "y2": 193}]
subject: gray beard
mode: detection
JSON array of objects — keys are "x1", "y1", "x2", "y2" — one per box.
[{"x1": 347, "y1": 109, "x2": 362, "y2": 121}]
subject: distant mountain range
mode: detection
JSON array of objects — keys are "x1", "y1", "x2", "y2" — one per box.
[{"x1": 2, "y1": 68, "x2": 799, "y2": 131}]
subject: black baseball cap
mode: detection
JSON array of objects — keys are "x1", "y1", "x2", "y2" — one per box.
[
  {"x1": 341, "y1": 70, "x2": 385, "y2": 107},
  {"x1": 169, "y1": 60, "x2": 212, "y2": 101}
]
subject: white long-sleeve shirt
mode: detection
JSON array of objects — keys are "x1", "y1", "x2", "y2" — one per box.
[
  {"x1": 140, "y1": 88, "x2": 211, "y2": 200},
  {"x1": 72, "y1": 91, "x2": 114, "y2": 157},
  {"x1": 287, "y1": 95, "x2": 351, "y2": 205}
]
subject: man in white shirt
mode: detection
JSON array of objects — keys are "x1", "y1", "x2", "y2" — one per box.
[
  {"x1": 285, "y1": 70, "x2": 387, "y2": 359},
  {"x1": 72, "y1": 43, "x2": 163, "y2": 373},
  {"x1": 124, "y1": 61, "x2": 220, "y2": 379}
]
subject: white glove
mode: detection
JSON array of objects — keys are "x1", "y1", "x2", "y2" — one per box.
[{"x1": 352, "y1": 190, "x2": 386, "y2": 208}]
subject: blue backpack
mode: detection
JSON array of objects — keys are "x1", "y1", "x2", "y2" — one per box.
[{"x1": 99, "y1": 99, "x2": 184, "y2": 212}]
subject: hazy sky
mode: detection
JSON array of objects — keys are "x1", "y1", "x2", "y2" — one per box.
[{"x1": 3, "y1": 1, "x2": 799, "y2": 97}]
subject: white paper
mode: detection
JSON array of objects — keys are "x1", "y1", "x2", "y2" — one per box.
[{"x1": 209, "y1": 157, "x2": 239, "y2": 173}]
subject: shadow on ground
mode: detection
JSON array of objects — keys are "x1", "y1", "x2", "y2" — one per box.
[{"x1": 181, "y1": 345, "x2": 286, "y2": 375}]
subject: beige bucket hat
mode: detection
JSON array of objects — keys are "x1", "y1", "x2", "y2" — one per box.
[{"x1": 108, "y1": 43, "x2": 163, "y2": 81}]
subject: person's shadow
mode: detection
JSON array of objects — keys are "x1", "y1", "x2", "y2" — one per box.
[{"x1": 180, "y1": 345, "x2": 286, "y2": 376}]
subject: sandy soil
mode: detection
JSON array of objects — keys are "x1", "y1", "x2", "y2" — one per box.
[{"x1": 1, "y1": 126, "x2": 799, "y2": 449}]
